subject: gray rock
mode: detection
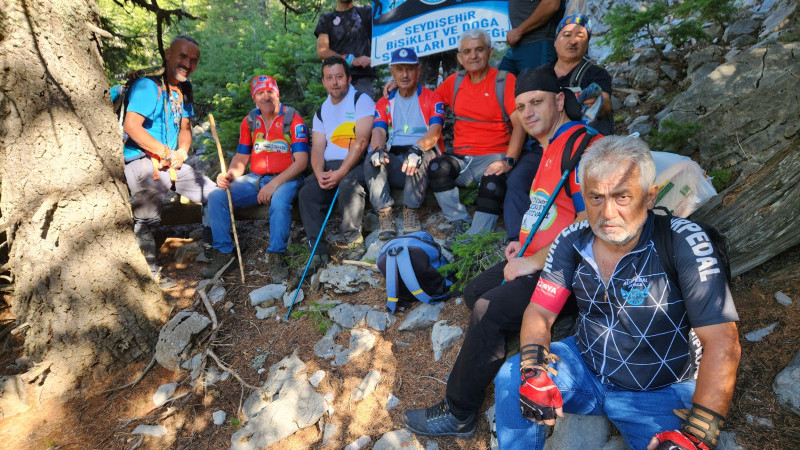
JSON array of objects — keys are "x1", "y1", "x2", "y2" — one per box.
[
  {"x1": 486, "y1": 404, "x2": 498, "y2": 450},
  {"x1": 374, "y1": 429, "x2": 422, "y2": 450},
  {"x1": 249, "y1": 284, "x2": 286, "y2": 307},
  {"x1": 0, "y1": 376, "x2": 29, "y2": 419},
  {"x1": 204, "y1": 366, "x2": 228, "y2": 386},
  {"x1": 329, "y1": 303, "x2": 372, "y2": 328},
  {"x1": 153, "y1": 382, "x2": 178, "y2": 408},
  {"x1": 610, "y1": 95, "x2": 622, "y2": 112},
  {"x1": 612, "y1": 77, "x2": 629, "y2": 88},
  {"x1": 231, "y1": 377, "x2": 326, "y2": 450},
  {"x1": 208, "y1": 284, "x2": 226, "y2": 304},
  {"x1": 660, "y1": 65, "x2": 678, "y2": 81},
  {"x1": 601, "y1": 436, "x2": 628, "y2": 450},
  {"x1": 131, "y1": 425, "x2": 167, "y2": 438},
  {"x1": 426, "y1": 440, "x2": 440, "y2": 450},
  {"x1": 251, "y1": 354, "x2": 268, "y2": 370},
  {"x1": 314, "y1": 324, "x2": 343, "y2": 359},
  {"x1": 255, "y1": 305, "x2": 278, "y2": 320},
  {"x1": 318, "y1": 265, "x2": 379, "y2": 294},
  {"x1": 423, "y1": 212, "x2": 446, "y2": 228},
  {"x1": 352, "y1": 370, "x2": 382, "y2": 402},
  {"x1": 283, "y1": 288, "x2": 304, "y2": 308},
  {"x1": 398, "y1": 302, "x2": 444, "y2": 331},
  {"x1": 629, "y1": 66, "x2": 659, "y2": 90},
  {"x1": 212, "y1": 410, "x2": 226, "y2": 425},
  {"x1": 627, "y1": 115, "x2": 653, "y2": 137},
  {"x1": 174, "y1": 241, "x2": 202, "y2": 264},
  {"x1": 544, "y1": 414, "x2": 611, "y2": 450},
  {"x1": 386, "y1": 393, "x2": 400, "y2": 409},
  {"x1": 648, "y1": 87, "x2": 666, "y2": 100},
  {"x1": 745, "y1": 322, "x2": 777, "y2": 341},
  {"x1": 717, "y1": 431, "x2": 744, "y2": 450},
  {"x1": 361, "y1": 229, "x2": 383, "y2": 262},
  {"x1": 333, "y1": 328, "x2": 377, "y2": 366},
  {"x1": 366, "y1": 310, "x2": 396, "y2": 332},
  {"x1": 723, "y1": 18, "x2": 760, "y2": 43},
  {"x1": 344, "y1": 435, "x2": 372, "y2": 450},
  {"x1": 309, "y1": 370, "x2": 326, "y2": 388},
  {"x1": 364, "y1": 212, "x2": 380, "y2": 234},
  {"x1": 775, "y1": 291, "x2": 793, "y2": 306},
  {"x1": 760, "y1": 0, "x2": 797, "y2": 38},
  {"x1": 263, "y1": 353, "x2": 306, "y2": 398},
  {"x1": 181, "y1": 353, "x2": 201, "y2": 371},
  {"x1": 322, "y1": 422, "x2": 339, "y2": 446},
  {"x1": 623, "y1": 93, "x2": 639, "y2": 108},
  {"x1": 155, "y1": 311, "x2": 211, "y2": 371},
  {"x1": 731, "y1": 35, "x2": 757, "y2": 47},
  {"x1": 431, "y1": 320, "x2": 463, "y2": 361},
  {"x1": 744, "y1": 413, "x2": 773, "y2": 427},
  {"x1": 773, "y1": 347, "x2": 800, "y2": 415},
  {"x1": 686, "y1": 45, "x2": 724, "y2": 74}
]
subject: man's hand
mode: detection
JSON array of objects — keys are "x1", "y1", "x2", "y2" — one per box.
[
  {"x1": 352, "y1": 55, "x2": 371, "y2": 67},
  {"x1": 383, "y1": 80, "x2": 397, "y2": 99},
  {"x1": 504, "y1": 255, "x2": 539, "y2": 282},
  {"x1": 519, "y1": 368, "x2": 563, "y2": 425},
  {"x1": 484, "y1": 160, "x2": 513, "y2": 176},
  {"x1": 370, "y1": 148, "x2": 390, "y2": 167},
  {"x1": 318, "y1": 169, "x2": 343, "y2": 190},
  {"x1": 505, "y1": 240, "x2": 522, "y2": 260},
  {"x1": 506, "y1": 28, "x2": 523, "y2": 47},
  {"x1": 159, "y1": 158, "x2": 172, "y2": 170},
  {"x1": 216, "y1": 171, "x2": 234, "y2": 190},
  {"x1": 170, "y1": 148, "x2": 188, "y2": 170},
  {"x1": 402, "y1": 145, "x2": 424, "y2": 176},
  {"x1": 257, "y1": 179, "x2": 279, "y2": 205},
  {"x1": 648, "y1": 431, "x2": 709, "y2": 450}
]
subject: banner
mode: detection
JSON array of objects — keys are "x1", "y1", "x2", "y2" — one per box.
[{"x1": 371, "y1": 0, "x2": 510, "y2": 66}]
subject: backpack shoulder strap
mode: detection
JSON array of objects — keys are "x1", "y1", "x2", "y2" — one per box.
[
  {"x1": 246, "y1": 108, "x2": 260, "y2": 137},
  {"x1": 569, "y1": 57, "x2": 594, "y2": 88},
  {"x1": 451, "y1": 70, "x2": 467, "y2": 109},
  {"x1": 354, "y1": 90, "x2": 364, "y2": 107},
  {"x1": 652, "y1": 210, "x2": 679, "y2": 289},
  {"x1": 494, "y1": 70, "x2": 511, "y2": 132},
  {"x1": 396, "y1": 247, "x2": 446, "y2": 303},
  {"x1": 560, "y1": 126, "x2": 595, "y2": 198},
  {"x1": 281, "y1": 105, "x2": 296, "y2": 137},
  {"x1": 385, "y1": 251, "x2": 400, "y2": 312}
]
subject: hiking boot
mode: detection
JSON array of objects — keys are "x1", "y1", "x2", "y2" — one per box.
[
  {"x1": 199, "y1": 249, "x2": 237, "y2": 278},
  {"x1": 378, "y1": 207, "x2": 397, "y2": 240},
  {"x1": 286, "y1": 252, "x2": 329, "y2": 291},
  {"x1": 267, "y1": 251, "x2": 289, "y2": 284},
  {"x1": 403, "y1": 400, "x2": 476, "y2": 438},
  {"x1": 403, "y1": 207, "x2": 422, "y2": 234},
  {"x1": 155, "y1": 269, "x2": 178, "y2": 290},
  {"x1": 341, "y1": 236, "x2": 366, "y2": 260},
  {"x1": 196, "y1": 242, "x2": 213, "y2": 263}
]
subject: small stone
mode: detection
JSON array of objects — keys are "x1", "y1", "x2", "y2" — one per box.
[
  {"x1": 223, "y1": 301, "x2": 234, "y2": 310},
  {"x1": 396, "y1": 341, "x2": 411, "y2": 347},
  {"x1": 352, "y1": 370, "x2": 381, "y2": 402},
  {"x1": 773, "y1": 348, "x2": 800, "y2": 415},
  {"x1": 131, "y1": 425, "x2": 167, "y2": 438},
  {"x1": 257, "y1": 368, "x2": 266, "y2": 375},
  {"x1": 181, "y1": 353, "x2": 201, "y2": 371},
  {"x1": 155, "y1": 311, "x2": 212, "y2": 371},
  {"x1": 426, "y1": 440, "x2": 439, "y2": 450},
  {"x1": 366, "y1": 310, "x2": 396, "y2": 332},
  {"x1": 398, "y1": 302, "x2": 444, "y2": 331},
  {"x1": 309, "y1": 370, "x2": 326, "y2": 388},
  {"x1": 212, "y1": 410, "x2": 226, "y2": 425},
  {"x1": 153, "y1": 382, "x2": 177, "y2": 408},
  {"x1": 744, "y1": 413, "x2": 773, "y2": 427},
  {"x1": 716, "y1": 431, "x2": 744, "y2": 450},
  {"x1": 623, "y1": 93, "x2": 639, "y2": 108},
  {"x1": 249, "y1": 284, "x2": 286, "y2": 307},
  {"x1": 208, "y1": 284, "x2": 226, "y2": 304},
  {"x1": 374, "y1": 429, "x2": 421, "y2": 450},
  {"x1": 314, "y1": 324, "x2": 343, "y2": 359},
  {"x1": 660, "y1": 65, "x2": 678, "y2": 81},
  {"x1": 431, "y1": 320, "x2": 463, "y2": 361},
  {"x1": 344, "y1": 435, "x2": 371, "y2": 450},
  {"x1": 251, "y1": 354, "x2": 268, "y2": 370},
  {"x1": 648, "y1": 87, "x2": 666, "y2": 100},
  {"x1": 322, "y1": 422, "x2": 339, "y2": 446},
  {"x1": 255, "y1": 305, "x2": 278, "y2": 320},
  {"x1": 775, "y1": 291, "x2": 793, "y2": 306},
  {"x1": 386, "y1": 393, "x2": 400, "y2": 409},
  {"x1": 283, "y1": 288, "x2": 305, "y2": 308},
  {"x1": 627, "y1": 115, "x2": 653, "y2": 137},
  {"x1": 333, "y1": 329, "x2": 377, "y2": 366},
  {"x1": 318, "y1": 266, "x2": 379, "y2": 294},
  {"x1": 745, "y1": 322, "x2": 778, "y2": 342},
  {"x1": 730, "y1": 35, "x2": 757, "y2": 47},
  {"x1": 329, "y1": 303, "x2": 371, "y2": 329}
]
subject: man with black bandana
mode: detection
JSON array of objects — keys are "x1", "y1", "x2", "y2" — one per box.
[{"x1": 315, "y1": 0, "x2": 376, "y2": 98}]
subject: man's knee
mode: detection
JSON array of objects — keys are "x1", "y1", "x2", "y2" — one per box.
[
  {"x1": 130, "y1": 189, "x2": 162, "y2": 227},
  {"x1": 475, "y1": 174, "x2": 506, "y2": 215},
  {"x1": 428, "y1": 156, "x2": 459, "y2": 193}
]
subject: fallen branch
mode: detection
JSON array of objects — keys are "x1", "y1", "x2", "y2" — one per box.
[
  {"x1": 418, "y1": 375, "x2": 446, "y2": 385},
  {"x1": 101, "y1": 355, "x2": 156, "y2": 394},
  {"x1": 206, "y1": 349, "x2": 259, "y2": 390},
  {"x1": 341, "y1": 259, "x2": 379, "y2": 271},
  {"x1": 198, "y1": 290, "x2": 218, "y2": 330}
]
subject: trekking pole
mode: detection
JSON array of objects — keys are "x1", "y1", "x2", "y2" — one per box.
[
  {"x1": 208, "y1": 114, "x2": 246, "y2": 283},
  {"x1": 286, "y1": 186, "x2": 340, "y2": 319}
]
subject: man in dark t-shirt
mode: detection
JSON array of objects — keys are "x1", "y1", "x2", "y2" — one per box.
[
  {"x1": 315, "y1": 0, "x2": 376, "y2": 97},
  {"x1": 498, "y1": 0, "x2": 564, "y2": 75}
]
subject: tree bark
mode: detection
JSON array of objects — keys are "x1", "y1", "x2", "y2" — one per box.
[{"x1": 0, "y1": 0, "x2": 169, "y2": 397}]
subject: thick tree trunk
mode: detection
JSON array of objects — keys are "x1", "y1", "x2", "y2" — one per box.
[{"x1": 0, "y1": 0, "x2": 169, "y2": 397}]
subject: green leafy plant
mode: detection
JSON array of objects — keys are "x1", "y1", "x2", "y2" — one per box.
[
  {"x1": 648, "y1": 119, "x2": 703, "y2": 153},
  {"x1": 290, "y1": 301, "x2": 335, "y2": 334},
  {"x1": 439, "y1": 231, "x2": 506, "y2": 291},
  {"x1": 459, "y1": 182, "x2": 479, "y2": 206},
  {"x1": 284, "y1": 243, "x2": 310, "y2": 271},
  {"x1": 708, "y1": 169, "x2": 734, "y2": 192},
  {"x1": 230, "y1": 416, "x2": 243, "y2": 429}
]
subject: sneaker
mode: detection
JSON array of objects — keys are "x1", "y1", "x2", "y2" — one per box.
[
  {"x1": 403, "y1": 400, "x2": 476, "y2": 438},
  {"x1": 196, "y1": 243, "x2": 213, "y2": 263},
  {"x1": 341, "y1": 236, "x2": 366, "y2": 260},
  {"x1": 378, "y1": 207, "x2": 397, "y2": 240},
  {"x1": 199, "y1": 249, "x2": 236, "y2": 278},
  {"x1": 267, "y1": 251, "x2": 289, "y2": 284},
  {"x1": 155, "y1": 269, "x2": 178, "y2": 290},
  {"x1": 403, "y1": 207, "x2": 422, "y2": 234}
]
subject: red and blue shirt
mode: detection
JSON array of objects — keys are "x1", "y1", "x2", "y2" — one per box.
[
  {"x1": 373, "y1": 85, "x2": 446, "y2": 152},
  {"x1": 237, "y1": 104, "x2": 308, "y2": 175}
]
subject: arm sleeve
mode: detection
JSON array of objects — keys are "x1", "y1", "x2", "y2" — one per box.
[
  {"x1": 355, "y1": 94, "x2": 376, "y2": 120},
  {"x1": 312, "y1": 110, "x2": 324, "y2": 134},
  {"x1": 435, "y1": 74, "x2": 455, "y2": 108},
  {"x1": 531, "y1": 225, "x2": 585, "y2": 313},
  {"x1": 672, "y1": 220, "x2": 739, "y2": 327},
  {"x1": 503, "y1": 73, "x2": 518, "y2": 117},
  {"x1": 182, "y1": 98, "x2": 193, "y2": 119},
  {"x1": 314, "y1": 14, "x2": 330, "y2": 38},
  {"x1": 236, "y1": 116, "x2": 254, "y2": 155},
  {"x1": 427, "y1": 90, "x2": 446, "y2": 126},
  {"x1": 289, "y1": 113, "x2": 309, "y2": 153},
  {"x1": 125, "y1": 78, "x2": 158, "y2": 118},
  {"x1": 373, "y1": 97, "x2": 390, "y2": 131}
]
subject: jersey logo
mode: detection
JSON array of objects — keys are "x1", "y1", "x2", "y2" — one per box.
[
  {"x1": 331, "y1": 122, "x2": 356, "y2": 149},
  {"x1": 295, "y1": 124, "x2": 307, "y2": 140},
  {"x1": 622, "y1": 276, "x2": 650, "y2": 306},
  {"x1": 253, "y1": 139, "x2": 290, "y2": 154},
  {"x1": 434, "y1": 102, "x2": 445, "y2": 116},
  {"x1": 521, "y1": 188, "x2": 557, "y2": 233}
]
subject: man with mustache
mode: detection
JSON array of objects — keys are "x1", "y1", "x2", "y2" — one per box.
[
  {"x1": 200, "y1": 76, "x2": 309, "y2": 282},
  {"x1": 493, "y1": 135, "x2": 740, "y2": 450},
  {"x1": 403, "y1": 66, "x2": 601, "y2": 438},
  {"x1": 122, "y1": 35, "x2": 216, "y2": 289},
  {"x1": 366, "y1": 48, "x2": 445, "y2": 239},
  {"x1": 315, "y1": 0, "x2": 376, "y2": 98}
]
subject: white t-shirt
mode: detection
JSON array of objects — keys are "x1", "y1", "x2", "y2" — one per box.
[{"x1": 313, "y1": 86, "x2": 375, "y2": 161}]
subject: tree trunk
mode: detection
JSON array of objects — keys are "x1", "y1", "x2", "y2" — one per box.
[{"x1": 0, "y1": 0, "x2": 169, "y2": 397}]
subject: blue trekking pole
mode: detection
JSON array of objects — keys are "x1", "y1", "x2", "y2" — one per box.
[{"x1": 286, "y1": 186, "x2": 340, "y2": 319}]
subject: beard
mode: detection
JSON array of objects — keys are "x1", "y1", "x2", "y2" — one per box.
[{"x1": 591, "y1": 216, "x2": 646, "y2": 246}]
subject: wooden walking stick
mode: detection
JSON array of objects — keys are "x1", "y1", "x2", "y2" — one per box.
[{"x1": 208, "y1": 114, "x2": 245, "y2": 283}]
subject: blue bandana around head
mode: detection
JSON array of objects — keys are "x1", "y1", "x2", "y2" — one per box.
[{"x1": 557, "y1": 14, "x2": 592, "y2": 40}]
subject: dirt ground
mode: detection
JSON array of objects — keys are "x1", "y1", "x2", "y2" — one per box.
[{"x1": 0, "y1": 218, "x2": 799, "y2": 450}]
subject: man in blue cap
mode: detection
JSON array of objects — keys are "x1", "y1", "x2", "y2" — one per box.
[{"x1": 367, "y1": 48, "x2": 446, "y2": 239}]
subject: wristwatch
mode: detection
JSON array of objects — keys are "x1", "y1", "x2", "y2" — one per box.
[{"x1": 504, "y1": 156, "x2": 517, "y2": 167}]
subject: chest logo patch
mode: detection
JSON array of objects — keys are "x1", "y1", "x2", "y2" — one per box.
[{"x1": 621, "y1": 276, "x2": 650, "y2": 306}]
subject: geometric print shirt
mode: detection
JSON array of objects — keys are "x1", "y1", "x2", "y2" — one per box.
[{"x1": 532, "y1": 213, "x2": 739, "y2": 390}]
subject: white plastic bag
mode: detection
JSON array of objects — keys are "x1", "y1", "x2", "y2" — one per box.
[{"x1": 651, "y1": 151, "x2": 717, "y2": 218}]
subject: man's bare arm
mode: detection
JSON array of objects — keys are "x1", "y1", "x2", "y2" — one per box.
[
  {"x1": 691, "y1": 322, "x2": 741, "y2": 416},
  {"x1": 370, "y1": 127, "x2": 387, "y2": 151},
  {"x1": 316, "y1": 34, "x2": 340, "y2": 60},
  {"x1": 310, "y1": 131, "x2": 328, "y2": 178},
  {"x1": 337, "y1": 114, "x2": 373, "y2": 174},
  {"x1": 507, "y1": 0, "x2": 562, "y2": 46},
  {"x1": 416, "y1": 123, "x2": 442, "y2": 151},
  {"x1": 123, "y1": 111, "x2": 170, "y2": 158}
]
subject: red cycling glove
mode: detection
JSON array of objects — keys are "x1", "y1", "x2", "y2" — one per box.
[{"x1": 519, "y1": 367, "x2": 563, "y2": 422}]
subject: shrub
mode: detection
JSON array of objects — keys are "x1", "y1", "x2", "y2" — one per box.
[
  {"x1": 439, "y1": 231, "x2": 506, "y2": 292},
  {"x1": 649, "y1": 119, "x2": 703, "y2": 153}
]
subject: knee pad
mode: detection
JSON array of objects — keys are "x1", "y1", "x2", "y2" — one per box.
[
  {"x1": 476, "y1": 174, "x2": 506, "y2": 215},
  {"x1": 427, "y1": 156, "x2": 459, "y2": 193}
]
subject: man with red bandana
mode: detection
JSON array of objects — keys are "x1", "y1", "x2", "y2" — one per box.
[{"x1": 201, "y1": 75, "x2": 309, "y2": 282}]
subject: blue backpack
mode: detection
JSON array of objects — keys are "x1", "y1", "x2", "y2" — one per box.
[{"x1": 377, "y1": 231, "x2": 453, "y2": 313}]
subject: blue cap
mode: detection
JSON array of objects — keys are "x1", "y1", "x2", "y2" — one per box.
[{"x1": 390, "y1": 48, "x2": 419, "y2": 66}]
